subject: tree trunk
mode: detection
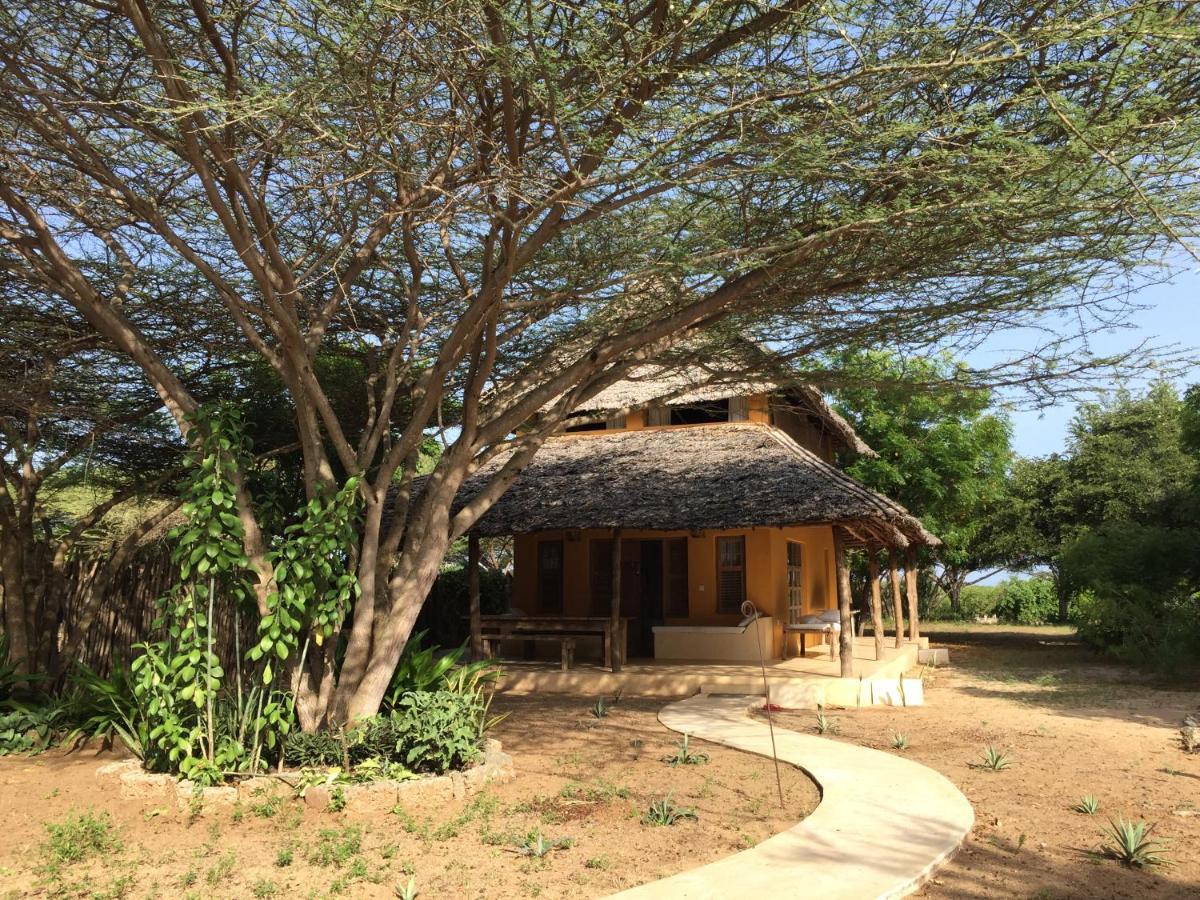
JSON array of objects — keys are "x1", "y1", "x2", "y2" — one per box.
[
  {"x1": 0, "y1": 530, "x2": 33, "y2": 677},
  {"x1": 833, "y1": 531, "x2": 854, "y2": 677},
  {"x1": 888, "y1": 550, "x2": 905, "y2": 649},
  {"x1": 867, "y1": 548, "x2": 884, "y2": 661},
  {"x1": 905, "y1": 547, "x2": 920, "y2": 643}
]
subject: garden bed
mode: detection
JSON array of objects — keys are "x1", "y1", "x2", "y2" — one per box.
[{"x1": 0, "y1": 694, "x2": 819, "y2": 898}]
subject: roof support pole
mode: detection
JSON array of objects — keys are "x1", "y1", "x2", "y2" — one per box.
[
  {"x1": 610, "y1": 531, "x2": 623, "y2": 672},
  {"x1": 833, "y1": 529, "x2": 854, "y2": 677},
  {"x1": 888, "y1": 550, "x2": 905, "y2": 649},
  {"x1": 867, "y1": 547, "x2": 885, "y2": 661},
  {"x1": 905, "y1": 546, "x2": 921, "y2": 644},
  {"x1": 468, "y1": 532, "x2": 482, "y2": 661}
]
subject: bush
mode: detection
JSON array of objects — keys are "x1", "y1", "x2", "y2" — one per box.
[
  {"x1": 993, "y1": 577, "x2": 1058, "y2": 625},
  {"x1": 391, "y1": 690, "x2": 485, "y2": 774},
  {"x1": 413, "y1": 566, "x2": 509, "y2": 648}
]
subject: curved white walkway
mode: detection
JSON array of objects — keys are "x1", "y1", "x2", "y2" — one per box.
[{"x1": 610, "y1": 695, "x2": 973, "y2": 900}]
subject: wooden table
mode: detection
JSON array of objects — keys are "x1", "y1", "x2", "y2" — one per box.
[{"x1": 478, "y1": 615, "x2": 629, "y2": 671}]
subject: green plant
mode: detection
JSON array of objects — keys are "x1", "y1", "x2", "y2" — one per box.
[
  {"x1": 0, "y1": 702, "x2": 65, "y2": 755},
  {"x1": 308, "y1": 827, "x2": 363, "y2": 868},
  {"x1": 390, "y1": 690, "x2": 486, "y2": 773},
  {"x1": 1073, "y1": 794, "x2": 1100, "y2": 815},
  {"x1": 328, "y1": 786, "x2": 347, "y2": 812},
  {"x1": 512, "y1": 829, "x2": 572, "y2": 858},
  {"x1": 1100, "y1": 818, "x2": 1168, "y2": 867},
  {"x1": 590, "y1": 698, "x2": 608, "y2": 719},
  {"x1": 663, "y1": 733, "x2": 709, "y2": 767},
  {"x1": 250, "y1": 790, "x2": 284, "y2": 818},
  {"x1": 41, "y1": 810, "x2": 120, "y2": 865},
  {"x1": 642, "y1": 795, "x2": 698, "y2": 826},
  {"x1": 395, "y1": 876, "x2": 419, "y2": 900},
  {"x1": 62, "y1": 663, "x2": 146, "y2": 756},
  {"x1": 252, "y1": 879, "x2": 279, "y2": 898},
  {"x1": 815, "y1": 712, "x2": 838, "y2": 735},
  {"x1": 979, "y1": 745, "x2": 1012, "y2": 771},
  {"x1": 891, "y1": 733, "x2": 909, "y2": 751},
  {"x1": 585, "y1": 855, "x2": 611, "y2": 870},
  {"x1": 384, "y1": 630, "x2": 500, "y2": 710},
  {"x1": 275, "y1": 847, "x2": 294, "y2": 867},
  {"x1": 206, "y1": 852, "x2": 236, "y2": 885}
]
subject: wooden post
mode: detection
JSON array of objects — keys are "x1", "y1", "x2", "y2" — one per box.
[
  {"x1": 888, "y1": 549, "x2": 905, "y2": 649},
  {"x1": 868, "y1": 547, "x2": 884, "y2": 661},
  {"x1": 468, "y1": 533, "x2": 482, "y2": 660},
  {"x1": 905, "y1": 546, "x2": 920, "y2": 644},
  {"x1": 833, "y1": 530, "x2": 854, "y2": 677},
  {"x1": 610, "y1": 531, "x2": 623, "y2": 672}
]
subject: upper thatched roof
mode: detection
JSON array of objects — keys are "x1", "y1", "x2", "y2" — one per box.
[
  {"x1": 571, "y1": 363, "x2": 874, "y2": 458},
  {"x1": 453, "y1": 423, "x2": 936, "y2": 546}
]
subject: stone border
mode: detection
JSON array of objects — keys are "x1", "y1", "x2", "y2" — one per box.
[{"x1": 97, "y1": 739, "x2": 514, "y2": 813}]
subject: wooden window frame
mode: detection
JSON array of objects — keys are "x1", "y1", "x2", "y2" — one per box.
[
  {"x1": 537, "y1": 539, "x2": 565, "y2": 613},
  {"x1": 716, "y1": 535, "x2": 746, "y2": 613}
]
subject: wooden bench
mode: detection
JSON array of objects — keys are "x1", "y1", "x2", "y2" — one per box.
[{"x1": 481, "y1": 632, "x2": 577, "y2": 671}]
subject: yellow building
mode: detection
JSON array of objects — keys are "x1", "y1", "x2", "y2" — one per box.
[{"x1": 460, "y1": 366, "x2": 936, "y2": 669}]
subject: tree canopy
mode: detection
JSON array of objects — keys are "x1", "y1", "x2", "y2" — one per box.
[{"x1": 830, "y1": 350, "x2": 1013, "y2": 610}]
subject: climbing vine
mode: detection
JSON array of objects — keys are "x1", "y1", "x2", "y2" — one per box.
[{"x1": 131, "y1": 405, "x2": 361, "y2": 783}]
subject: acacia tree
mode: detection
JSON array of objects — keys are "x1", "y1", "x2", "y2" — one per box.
[
  {"x1": 0, "y1": 263, "x2": 189, "y2": 677},
  {"x1": 1, "y1": 0, "x2": 1198, "y2": 726}
]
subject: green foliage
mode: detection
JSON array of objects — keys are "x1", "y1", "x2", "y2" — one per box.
[
  {"x1": 891, "y1": 733, "x2": 909, "y2": 751},
  {"x1": 396, "y1": 876, "x2": 419, "y2": 900},
  {"x1": 0, "y1": 702, "x2": 64, "y2": 755},
  {"x1": 832, "y1": 350, "x2": 1013, "y2": 607},
  {"x1": 590, "y1": 698, "x2": 609, "y2": 720},
  {"x1": 663, "y1": 734, "x2": 709, "y2": 767},
  {"x1": 390, "y1": 690, "x2": 485, "y2": 774},
  {"x1": 642, "y1": 795, "x2": 698, "y2": 827},
  {"x1": 275, "y1": 847, "x2": 293, "y2": 868},
  {"x1": 307, "y1": 826, "x2": 362, "y2": 868},
  {"x1": 979, "y1": 745, "x2": 1012, "y2": 771},
  {"x1": 1073, "y1": 795, "x2": 1100, "y2": 815},
  {"x1": 384, "y1": 630, "x2": 499, "y2": 709},
  {"x1": 41, "y1": 810, "x2": 120, "y2": 866},
  {"x1": 62, "y1": 663, "x2": 146, "y2": 757},
  {"x1": 1101, "y1": 818, "x2": 1168, "y2": 868},
  {"x1": 513, "y1": 829, "x2": 573, "y2": 858},
  {"x1": 992, "y1": 577, "x2": 1060, "y2": 626}
]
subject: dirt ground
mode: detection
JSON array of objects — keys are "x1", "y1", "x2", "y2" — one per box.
[
  {"x1": 0, "y1": 695, "x2": 817, "y2": 899},
  {"x1": 770, "y1": 627, "x2": 1200, "y2": 899}
]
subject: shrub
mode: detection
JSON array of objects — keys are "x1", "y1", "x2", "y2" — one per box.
[
  {"x1": 0, "y1": 702, "x2": 65, "y2": 755},
  {"x1": 62, "y1": 663, "x2": 146, "y2": 756},
  {"x1": 391, "y1": 690, "x2": 484, "y2": 774},
  {"x1": 993, "y1": 577, "x2": 1059, "y2": 626}
]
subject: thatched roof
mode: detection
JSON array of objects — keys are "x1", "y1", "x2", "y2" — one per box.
[
  {"x1": 453, "y1": 423, "x2": 936, "y2": 546},
  {"x1": 572, "y1": 364, "x2": 874, "y2": 458}
]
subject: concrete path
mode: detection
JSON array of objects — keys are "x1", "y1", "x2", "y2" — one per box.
[{"x1": 610, "y1": 694, "x2": 973, "y2": 900}]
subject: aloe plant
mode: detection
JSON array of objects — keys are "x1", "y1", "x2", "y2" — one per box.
[{"x1": 1101, "y1": 818, "x2": 1167, "y2": 867}]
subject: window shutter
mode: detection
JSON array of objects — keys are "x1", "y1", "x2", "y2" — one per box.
[
  {"x1": 589, "y1": 539, "x2": 614, "y2": 614},
  {"x1": 715, "y1": 536, "x2": 746, "y2": 613},
  {"x1": 665, "y1": 538, "x2": 689, "y2": 617},
  {"x1": 537, "y1": 540, "x2": 564, "y2": 613}
]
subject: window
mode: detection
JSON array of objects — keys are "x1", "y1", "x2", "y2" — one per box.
[
  {"x1": 665, "y1": 538, "x2": 689, "y2": 617},
  {"x1": 786, "y1": 541, "x2": 804, "y2": 624},
  {"x1": 716, "y1": 535, "x2": 746, "y2": 613},
  {"x1": 537, "y1": 540, "x2": 564, "y2": 612},
  {"x1": 589, "y1": 539, "x2": 614, "y2": 614},
  {"x1": 669, "y1": 398, "x2": 730, "y2": 425}
]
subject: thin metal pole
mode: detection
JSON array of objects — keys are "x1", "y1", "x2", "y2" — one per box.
[{"x1": 743, "y1": 600, "x2": 785, "y2": 808}]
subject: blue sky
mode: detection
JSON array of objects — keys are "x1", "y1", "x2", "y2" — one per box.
[{"x1": 974, "y1": 266, "x2": 1200, "y2": 458}]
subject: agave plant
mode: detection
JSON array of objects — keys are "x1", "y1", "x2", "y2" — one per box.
[
  {"x1": 979, "y1": 745, "x2": 1012, "y2": 771},
  {"x1": 1072, "y1": 794, "x2": 1100, "y2": 815},
  {"x1": 815, "y1": 711, "x2": 839, "y2": 735},
  {"x1": 891, "y1": 733, "x2": 909, "y2": 751},
  {"x1": 642, "y1": 794, "x2": 698, "y2": 826},
  {"x1": 663, "y1": 734, "x2": 709, "y2": 767},
  {"x1": 1101, "y1": 818, "x2": 1167, "y2": 868}
]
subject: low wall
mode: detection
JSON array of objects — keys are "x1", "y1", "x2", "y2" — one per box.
[{"x1": 653, "y1": 617, "x2": 775, "y2": 662}]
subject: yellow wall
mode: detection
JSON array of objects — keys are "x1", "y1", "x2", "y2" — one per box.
[{"x1": 512, "y1": 522, "x2": 837, "y2": 658}]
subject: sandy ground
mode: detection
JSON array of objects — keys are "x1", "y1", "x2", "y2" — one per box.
[
  {"x1": 769, "y1": 627, "x2": 1200, "y2": 899},
  {"x1": 0, "y1": 695, "x2": 817, "y2": 899}
]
